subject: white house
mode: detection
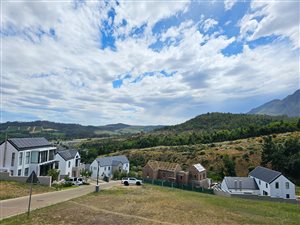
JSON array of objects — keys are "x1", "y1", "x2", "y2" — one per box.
[
  {"x1": 55, "y1": 149, "x2": 82, "y2": 178},
  {"x1": 90, "y1": 155, "x2": 129, "y2": 179},
  {"x1": 0, "y1": 137, "x2": 57, "y2": 176},
  {"x1": 221, "y1": 177, "x2": 260, "y2": 195},
  {"x1": 249, "y1": 166, "x2": 296, "y2": 199}
]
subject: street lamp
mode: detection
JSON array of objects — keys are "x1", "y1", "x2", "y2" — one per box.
[{"x1": 95, "y1": 161, "x2": 100, "y2": 192}]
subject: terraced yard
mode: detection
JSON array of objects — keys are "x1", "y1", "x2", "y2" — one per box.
[{"x1": 1, "y1": 184, "x2": 299, "y2": 225}]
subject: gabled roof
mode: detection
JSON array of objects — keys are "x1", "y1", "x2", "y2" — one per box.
[
  {"x1": 57, "y1": 149, "x2": 79, "y2": 161},
  {"x1": 146, "y1": 160, "x2": 180, "y2": 172},
  {"x1": 224, "y1": 177, "x2": 259, "y2": 190},
  {"x1": 3, "y1": 137, "x2": 52, "y2": 151},
  {"x1": 96, "y1": 155, "x2": 129, "y2": 167},
  {"x1": 193, "y1": 163, "x2": 206, "y2": 172},
  {"x1": 249, "y1": 166, "x2": 281, "y2": 183}
]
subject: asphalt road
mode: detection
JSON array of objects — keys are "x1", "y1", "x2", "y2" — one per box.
[{"x1": 0, "y1": 180, "x2": 120, "y2": 220}]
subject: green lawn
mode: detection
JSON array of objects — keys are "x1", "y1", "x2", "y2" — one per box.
[{"x1": 1, "y1": 184, "x2": 299, "y2": 225}]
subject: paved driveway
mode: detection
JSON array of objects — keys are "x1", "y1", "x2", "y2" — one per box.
[{"x1": 0, "y1": 180, "x2": 120, "y2": 220}]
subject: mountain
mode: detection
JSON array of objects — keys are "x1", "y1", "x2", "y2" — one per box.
[
  {"x1": 158, "y1": 112, "x2": 290, "y2": 133},
  {"x1": 0, "y1": 121, "x2": 163, "y2": 141},
  {"x1": 248, "y1": 90, "x2": 300, "y2": 117}
]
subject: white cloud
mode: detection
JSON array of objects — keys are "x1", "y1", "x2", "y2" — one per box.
[
  {"x1": 224, "y1": 0, "x2": 238, "y2": 11},
  {"x1": 1, "y1": 1, "x2": 299, "y2": 125},
  {"x1": 239, "y1": 1, "x2": 300, "y2": 49},
  {"x1": 202, "y1": 18, "x2": 218, "y2": 32}
]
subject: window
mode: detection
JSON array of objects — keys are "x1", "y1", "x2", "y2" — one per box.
[
  {"x1": 259, "y1": 180, "x2": 261, "y2": 185},
  {"x1": 19, "y1": 152, "x2": 23, "y2": 166},
  {"x1": 108, "y1": 166, "x2": 110, "y2": 170},
  {"x1": 286, "y1": 182, "x2": 289, "y2": 189},
  {"x1": 40, "y1": 151, "x2": 48, "y2": 163},
  {"x1": 104, "y1": 167, "x2": 106, "y2": 171},
  {"x1": 180, "y1": 176, "x2": 183, "y2": 180},
  {"x1": 286, "y1": 194, "x2": 290, "y2": 199},
  {"x1": 31, "y1": 151, "x2": 39, "y2": 163},
  {"x1": 49, "y1": 150, "x2": 55, "y2": 160},
  {"x1": 11, "y1": 153, "x2": 15, "y2": 166},
  {"x1": 55, "y1": 162, "x2": 59, "y2": 169},
  {"x1": 18, "y1": 169, "x2": 21, "y2": 176},
  {"x1": 24, "y1": 168, "x2": 29, "y2": 176},
  {"x1": 68, "y1": 161, "x2": 71, "y2": 168},
  {"x1": 26, "y1": 152, "x2": 30, "y2": 164},
  {"x1": 194, "y1": 174, "x2": 196, "y2": 179},
  {"x1": 266, "y1": 183, "x2": 268, "y2": 188},
  {"x1": 10, "y1": 170, "x2": 14, "y2": 176},
  {"x1": 275, "y1": 182, "x2": 279, "y2": 189}
]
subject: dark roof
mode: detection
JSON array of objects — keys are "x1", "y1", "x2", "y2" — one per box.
[
  {"x1": 96, "y1": 155, "x2": 129, "y2": 167},
  {"x1": 249, "y1": 166, "x2": 281, "y2": 183},
  {"x1": 57, "y1": 149, "x2": 79, "y2": 161},
  {"x1": 224, "y1": 177, "x2": 259, "y2": 190},
  {"x1": 5, "y1": 137, "x2": 52, "y2": 151}
]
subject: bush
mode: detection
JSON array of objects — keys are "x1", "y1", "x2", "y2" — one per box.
[{"x1": 48, "y1": 169, "x2": 60, "y2": 182}]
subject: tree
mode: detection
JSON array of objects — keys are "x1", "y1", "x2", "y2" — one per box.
[
  {"x1": 222, "y1": 155, "x2": 236, "y2": 176},
  {"x1": 261, "y1": 136, "x2": 277, "y2": 167},
  {"x1": 48, "y1": 169, "x2": 60, "y2": 182},
  {"x1": 80, "y1": 169, "x2": 92, "y2": 183}
]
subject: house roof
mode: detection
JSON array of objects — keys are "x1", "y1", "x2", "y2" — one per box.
[
  {"x1": 3, "y1": 137, "x2": 52, "y2": 151},
  {"x1": 224, "y1": 177, "x2": 259, "y2": 190},
  {"x1": 146, "y1": 160, "x2": 180, "y2": 172},
  {"x1": 193, "y1": 163, "x2": 206, "y2": 172},
  {"x1": 57, "y1": 149, "x2": 79, "y2": 161},
  {"x1": 249, "y1": 166, "x2": 281, "y2": 183},
  {"x1": 96, "y1": 155, "x2": 129, "y2": 167}
]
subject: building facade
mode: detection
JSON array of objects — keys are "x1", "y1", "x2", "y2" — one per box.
[
  {"x1": 249, "y1": 166, "x2": 296, "y2": 199},
  {"x1": 90, "y1": 155, "x2": 129, "y2": 179},
  {"x1": 55, "y1": 149, "x2": 82, "y2": 178},
  {"x1": 0, "y1": 138, "x2": 57, "y2": 176}
]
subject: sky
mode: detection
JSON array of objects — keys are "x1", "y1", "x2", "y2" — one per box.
[{"x1": 1, "y1": 0, "x2": 299, "y2": 125}]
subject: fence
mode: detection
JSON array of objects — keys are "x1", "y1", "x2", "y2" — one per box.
[
  {"x1": 0, "y1": 172, "x2": 52, "y2": 186},
  {"x1": 143, "y1": 178, "x2": 214, "y2": 194}
]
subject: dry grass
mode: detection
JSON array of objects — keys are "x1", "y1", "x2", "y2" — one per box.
[
  {"x1": 2, "y1": 185, "x2": 300, "y2": 225},
  {"x1": 0, "y1": 181, "x2": 55, "y2": 200}
]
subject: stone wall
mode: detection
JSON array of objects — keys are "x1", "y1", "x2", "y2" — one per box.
[{"x1": 0, "y1": 172, "x2": 52, "y2": 186}]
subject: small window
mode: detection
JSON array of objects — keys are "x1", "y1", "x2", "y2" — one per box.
[
  {"x1": 108, "y1": 166, "x2": 110, "y2": 170},
  {"x1": 194, "y1": 174, "x2": 196, "y2": 179},
  {"x1": 19, "y1": 152, "x2": 23, "y2": 166},
  {"x1": 266, "y1": 183, "x2": 268, "y2": 188},
  {"x1": 18, "y1": 169, "x2": 21, "y2": 176},
  {"x1": 104, "y1": 167, "x2": 106, "y2": 171},
  {"x1": 11, "y1": 153, "x2": 15, "y2": 166},
  {"x1": 286, "y1": 194, "x2": 290, "y2": 199},
  {"x1": 275, "y1": 182, "x2": 279, "y2": 189},
  {"x1": 24, "y1": 168, "x2": 29, "y2": 176},
  {"x1": 26, "y1": 152, "x2": 30, "y2": 164},
  {"x1": 259, "y1": 180, "x2": 261, "y2": 185},
  {"x1": 10, "y1": 170, "x2": 14, "y2": 176},
  {"x1": 286, "y1": 182, "x2": 289, "y2": 189},
  {"x1": 68, "y1": 161, "x2": 71, "y2": 168}
]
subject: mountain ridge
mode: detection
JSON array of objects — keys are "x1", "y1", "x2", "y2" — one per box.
[{"x1": 248, "y1": 89, "x2": 300, "y2": 117}]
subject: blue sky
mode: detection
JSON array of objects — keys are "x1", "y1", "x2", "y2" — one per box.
[{"x1": 1, "y1": 0, "x2": 299, "y2": 125}]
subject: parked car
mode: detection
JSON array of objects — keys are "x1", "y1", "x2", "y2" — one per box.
[
  {"x1": 121, "y1": 177, "x2": 143, "y2": 186},
  {"x1": 66, "y1": 177, "x2": 83, "y2": 186}
]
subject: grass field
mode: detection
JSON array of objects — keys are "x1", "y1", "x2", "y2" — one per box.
[
  {"x1": 0, "y1": 181, "x2": 78, "y2": 200},
  {"x1": 2, "y1": 184, "x2": 299, "y2": 225},
  {"x1": 0, "y1": 181, "x2": 56, "y2": 200}
]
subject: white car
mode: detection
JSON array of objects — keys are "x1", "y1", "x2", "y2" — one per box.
[
  {"x1": 121, "y1": 177, "x2": 143, "y2": 186},
  {"x1": 67, "y1": 177, "x2": 83, "y2": 186}
]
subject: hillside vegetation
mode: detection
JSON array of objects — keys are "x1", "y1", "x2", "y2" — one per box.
[
  {"x1": 109, "y1": 132, "x2": 300, "y2": 181},
  {"x1": 0, "y1": 121, "x2": 162, "y2": 141}
]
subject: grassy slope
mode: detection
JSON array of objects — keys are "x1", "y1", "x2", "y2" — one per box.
[
  {"x1": 0, "y1": 181, "x2": 55, "y2": 200},
  {"x1": 2, "y1": 185, "x2": 299, "y2": 225},
  {"x1": 112, "y1": 132, "x2": 300, "y2": 178}
]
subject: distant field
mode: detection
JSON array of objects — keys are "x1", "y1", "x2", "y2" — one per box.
[
  {"x1": 0, "y1": 181, "x2": 55, "y2": 200},
  {"x1": 2, "y1": 185, "x2": 299, "y2": 225}
]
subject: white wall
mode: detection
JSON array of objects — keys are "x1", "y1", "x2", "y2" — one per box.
[
  {"x1": 251, "y1": 177, "x2": 271, "y2": 196},
  {"x1": 270, "y1": 175, "x2": 296, "y2": 199},
  {"x1": 123, "y1": 162, "x2": 130, "y2": 173},
  {"x1": 55, "y1": 152, "x2": 81, "y2": 177},
  {"x1": 0, "y1": 142, "x2": 18, "y2": 175}
]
